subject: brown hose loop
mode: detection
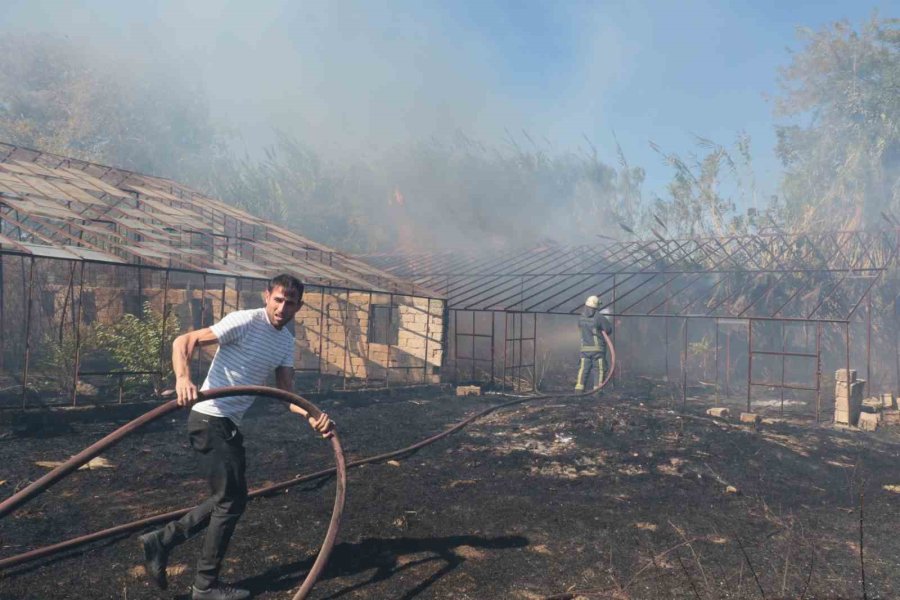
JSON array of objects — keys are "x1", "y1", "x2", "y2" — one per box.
[
  {"x1": 598, "y1": 329, "x2": 616, "y2": 392},
  {"x1": 0, "y1": 386, "x2": 346, "y2": 600}
]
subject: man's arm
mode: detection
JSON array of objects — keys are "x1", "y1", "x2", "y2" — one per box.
[
  {"x1": 276, "y1": 366, "x2": 333, "y2": 437},
  {"x1": 172, "y1": 328, "x2": 220, "y2": 406}
]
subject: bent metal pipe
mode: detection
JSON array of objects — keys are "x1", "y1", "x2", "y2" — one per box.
[
  {"x1": 0, "y1": 332, "x2": 614, "y2": 592},
  {"x1": 0, "y1": 386, "x2": 347, "y2": 600}
]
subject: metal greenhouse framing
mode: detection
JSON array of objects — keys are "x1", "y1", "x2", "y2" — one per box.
[{"x1": 367, "y1": 230, "x2": 899, "y2": 420}]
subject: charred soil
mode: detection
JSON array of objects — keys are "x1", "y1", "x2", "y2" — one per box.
[{"x1": 3, "y1": 386, "x2": 900, "y2": 599}]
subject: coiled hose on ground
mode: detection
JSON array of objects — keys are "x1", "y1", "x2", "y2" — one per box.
[
  {"x1": 0, "y1": 332, "x2": 614, "y2": 598},
  {"x1": 0, "y1": 386, "x2": 347, "y2": 600}
]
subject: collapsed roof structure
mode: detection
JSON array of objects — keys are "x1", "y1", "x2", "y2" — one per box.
[{"x1": 0, "y1": 143, "x2": 445, "y2": 407}]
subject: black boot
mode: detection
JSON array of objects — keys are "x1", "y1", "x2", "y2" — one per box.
[{"x1": 138, "y1": 530, "x2": 169, "y2": 590}]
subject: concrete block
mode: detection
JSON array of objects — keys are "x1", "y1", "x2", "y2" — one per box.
[
  {"x1": 882, "y1": 410, "x2": 900, "y2": 426},
  {"x1": 835, "y1": 379, "x2": 865, "y2": 398},
  {"x1": 456, "y1": 385, "x2": 481, "y2": 397},
  {"x1": 835, "y1": 409, "x2": 852, "y2": 425},
  {"x1": 740, "y1": 412, "x2": 761, "y2": 425},
  {"x1": 706, "y1": 407, "x2": 730, "y2": 419},
  {"x1": 835, "y1": 380, "x2": 865, "y2": 425},
  {"x1": 882, "y1": 393, "x2": 896, "y2": 409},
  {"x1": 862, "y1": 397, "x2": 884, "y2": 412},
  {"x1": 859, "y1": 412, "x2": 880, "y2": 431},
  {"x1": 835, "y1": 368, "x2": 857, "y2": 383}
]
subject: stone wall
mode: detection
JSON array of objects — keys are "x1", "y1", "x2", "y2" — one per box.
[
  {"x1": 34, "y1": 282, "x2": 445, "y2": 384},
  {"x1": 297, "y1": 292, "x2": 444, "y2": 384}
]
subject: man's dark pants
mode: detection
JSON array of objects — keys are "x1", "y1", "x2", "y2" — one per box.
[{"x1": 158, "y1": 411, "x2": 248, "y2": 589}]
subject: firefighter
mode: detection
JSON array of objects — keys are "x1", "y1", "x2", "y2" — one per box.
[{"x1": 575, "y1": 295, "x2": 613, "y2": 391}]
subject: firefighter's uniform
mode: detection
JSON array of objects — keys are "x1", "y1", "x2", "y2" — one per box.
[{"x1": 575, "y1": 299, "x2": 613, "y2": 391}]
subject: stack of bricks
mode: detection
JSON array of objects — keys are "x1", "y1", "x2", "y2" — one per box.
[
  {"x1": 456, "y1": 385, "x2": 482, "y2": 397},
  {"x1": 834, "y1": 368, "x2": 864, "y2": 426},
  {"x1": 879, "y1": 392, "x2": 900, "y2": 426}
]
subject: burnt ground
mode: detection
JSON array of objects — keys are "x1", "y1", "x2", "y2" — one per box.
[{"x1": 3, "y1": 384, "x2": 900, "y2": 599}]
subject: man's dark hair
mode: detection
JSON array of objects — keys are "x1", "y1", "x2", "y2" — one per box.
[{"x1": 268, "y1": 273, "x2": 304, "y2": 299}]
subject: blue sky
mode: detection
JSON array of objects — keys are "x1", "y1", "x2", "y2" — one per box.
[{"x1": 2, "y1": 0, "x2": 895, "y2": 204}]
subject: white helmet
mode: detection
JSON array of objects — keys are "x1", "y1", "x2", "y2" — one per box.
[{"x1": 585, "y1": 295, "x2": 600, "y2": 309}]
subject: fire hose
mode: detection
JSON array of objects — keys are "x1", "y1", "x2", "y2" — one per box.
[
  {"x1": 0, "y1": 332, "x2": 614, "y2": 598},
  {"x1": 0, "y1": 386, "x2": 347, "y2": 600}
]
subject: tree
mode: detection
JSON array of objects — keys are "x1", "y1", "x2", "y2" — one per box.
[
  {"x1": 775, "y1": 17, "x2": 900, "y2": 229},
  {"x1": 379, "y1": 132, "x2": 644, "y2": 250},
  {"x1": 646, "y1": 133, "x2": 771, "y2": 239},
  {"x1": 0, "y1": 33, "x2": 223, "y2": 183},
  {"x1": 205, "y1": 133, "x2": 376, "y2": 253},
  {"x1": 96, "y1": 301, "x2": 180, "y2": 394}
]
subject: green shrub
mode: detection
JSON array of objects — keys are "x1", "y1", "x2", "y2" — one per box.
[{"x1": 96, "y1": 301, "x2": 180, "y2": 393}]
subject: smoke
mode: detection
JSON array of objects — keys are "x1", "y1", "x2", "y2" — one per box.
[
  {"x1": 3, "y1": 1, "x2": 889, "y2": 253},
  {"x1": 0, "y1": 0, "x2": 645, "y2": 252},
  {"x1": 2, "y1": 0, "x2": 551, "y2": 154}
]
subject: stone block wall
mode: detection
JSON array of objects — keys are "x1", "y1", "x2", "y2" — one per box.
[
  {"x1": 31, "y1": 279, "x2": 445, "y2": 384},
  {"x1": 296, "y1": 292, "x2": 444, "y2": 384}
]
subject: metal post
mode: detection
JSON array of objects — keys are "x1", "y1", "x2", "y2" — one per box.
[
  {"x1": 343, "y1": 290, "x2": 351, "y2": 389},
  {"x1": 816, "y1": 322, "x2": 822, "y2": 422},
  {"x1": 780, "y1": 321, "x2": 787, "y2": 416},
  {"x1": 59, "y1": 262, "x2": 76, "y2": 344},
  {"x1": 471, "y1": 311, "x2": 476, "y2": 383},
  {"x1": 422, "y1": 298, "x2": 430, "y2": 384},
  {"x1": 193, "y1": 275, "x2": 207, "y2": 380},
  {"x1": 682, "y1": 317, "x2": 688, "y2": 408},
  {"x1": 317, "y1": 288, "x2": 326, "y2": 393},
  {"x1": 532, "y1": 313, "x2": 538, "y2": 391},
  {"x1": 219, "y1": 280, "x2": 227, "y2": 321},
  {"x1": 385, "y1": 292, "x2": 392, "y2": 388},
  {"x1": 747, "y1": 319, "x2": 753, "y2": 413},
  {"x1": 21, "y1": 256, "x2": 35, "y2": 408},
  {"x1": 612, "y1": 274, "x2": 619, "y2": 384},
  {"x1": 518, "y1": 313, "x2": 524, "y2": 391},
  {"x1": 71, "y1": 261, "x2": 86, "y2": 406},
  {"x1": 845, "y1": 321, "x2": 851, "y2": 401},
  {"x1": 725, "y1": 330, "x2": 731, "y2": 397},
  {"x1": 490, "y1": 312, "x2": 496, "y2": 387},
  {"x1": 664, "y1": 278, "x2": 669, "y2": 382},
  {"x1": 454, "y1": 309, "x2": 459, "y2": 384},
  {"x1": 365, "y1": 291, "x2": 373, "y2": 387},
  {"x1": 158, "y1": 268, "x2": 171, "y2": 387},
  {"x1": 715, "y1": 319, "x2": 720, "y2": 403},
  {"x1": 866, "y1": 293, "x2": 872, "y2": 391},
  {"x1": 503, "y1": 312, "x2": 509, "y2": 389},
  {"x1": 137, "y1": 265, "x2": 144, "y2": 317}
]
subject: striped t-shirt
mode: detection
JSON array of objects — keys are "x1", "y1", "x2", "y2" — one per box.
[{"x1": 191, "y1": 307, "x2": 295, "y2": 426}]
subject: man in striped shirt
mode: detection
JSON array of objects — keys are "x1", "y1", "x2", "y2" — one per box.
[{"x1": 139, "y1": 274, "x2": 332, "y2": 600}]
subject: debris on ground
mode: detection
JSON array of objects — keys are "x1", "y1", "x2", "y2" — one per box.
[
  {"x1": 34, "y1": 456, "x2": 114, "y2": 470},
  {"x1": 739, "y1": 412, "x2": 761, "y2": 425},
  {"x1": 858, "y1": 411, "x2": 880, "y2": 431},
  {"x1": 456, "y1": 385, "x2": 482, "y2": 396},
  {"x1": 6, "y1": 386, "x2": 900, "y2": 599}
]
